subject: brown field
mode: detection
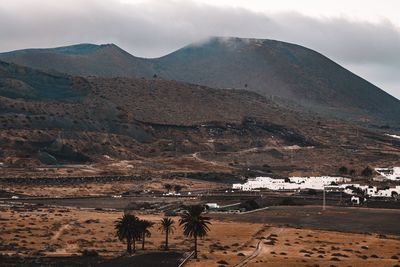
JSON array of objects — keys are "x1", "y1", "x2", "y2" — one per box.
[
  {"x1": 1, "y1": 205, "x2": 400, "y2": 266},
  {"x1": 0, "y1": 176, "x2": 224, "y2": 198},
  {"x1": 0, "y1": 206, "x2": 261, "y2": 258}
]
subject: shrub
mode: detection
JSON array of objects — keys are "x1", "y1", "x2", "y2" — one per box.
[
  {"x1": 361, "y1": 166, "x2": 374, "y2": 177},
  {"x1": 307, "y1": 189, "x2": 317, "y2": 195},
  {"x1": 338, "y1": 166, "x2": 348, "y2": 174},
  {"x1": 280, "y1": 198, "x2": 295, "y2": 205},
  {"x1": 81, "y1": 249, "x2": 99, "y2": 257}
]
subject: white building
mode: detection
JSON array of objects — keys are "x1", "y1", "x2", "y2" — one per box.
[
  {"x1": 205, "y1": 203, "x2": 219, "y2": 209},
  {"x1": 233, "y1": 177, "x2": 286, "y2": 191},
  {"x1": 233, "y1": 176, "x2": 400, "y2": 198},
  {"x1": 288, "y1": 177, "x2": 309, "y2": 183},
  {"x1": 233, "y1": 176, "x2": 351, "y2": 191},
  {"x1": 374, "y1": 167, "x2": 400, "y2": 181},
  {"x1": 351, "y1": 196, "x2": 360, "y2": 205},
  {"x1": 364, "y1": 185, "x2": 400, "y2": 197}
]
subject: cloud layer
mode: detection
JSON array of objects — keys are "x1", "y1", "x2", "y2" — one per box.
[{"x1": 0, "y1": 0, "x2": 399, "y2": 98}]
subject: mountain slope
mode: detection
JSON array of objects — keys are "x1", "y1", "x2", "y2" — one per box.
[
  {"x1": 1, "y1": 38, "x2": 400, "y2": 127},
  {"x1": 0, "y1": 61, "x2": 89, "y2": 101},
  {"x1": 0, "y1": 43, "x2": 153, "y2": 77},
  {"x1": 155, "y1": 37, "x2": 400, "y2": 125},
  {"x1": 0, "y1": 60, "x2": 399, "y2": 177}
]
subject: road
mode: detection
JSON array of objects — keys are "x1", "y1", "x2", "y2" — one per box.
[{"x1": 234, "y1": 227, "x2": 283, "y2": 267}]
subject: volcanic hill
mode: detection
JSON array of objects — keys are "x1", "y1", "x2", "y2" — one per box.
[
  {"x1": 0, "y1": 60, "x2": 399, "y2": 178},
  {"x1": 1, "y1": 37, "x2": 400, "y2": 127}
]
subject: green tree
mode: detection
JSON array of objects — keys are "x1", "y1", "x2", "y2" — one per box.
[
  {"x1": 159, "y1": 217, "x2": 175, "y2": 250},
  {"x1": 139, "y1": 219, "x2": 154, "y2": 250},
  {"x1": 179, "y1": 205, "x2": 211, "y2": 259},
  {"x1": 115, "y1": 214, "x2": 141, "y2": 254}
]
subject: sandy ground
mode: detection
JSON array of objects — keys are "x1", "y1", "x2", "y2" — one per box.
[
  {"x1": 0, "y1": 155, "x2": 234, "y2": 179},
  {"x1": 242, "y1": 227, "x2": 400, "y2": 267},
  {"x1": 0, "y1": 205, "x2": 261, "y2": 259},
  {"x1": 0, "y1": 177, "x2": 225, "y2": 197},
  {"x1": 1, "y1": 205, "x2": 400, "y2": 266}
]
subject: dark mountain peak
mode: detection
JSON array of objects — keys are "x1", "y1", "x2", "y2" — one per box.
[
  {"x1": 45, "y1": 43, "x2": 101, "y2": 55},
  {"x1": 1, "y1": 43, "x2": 101, "y2": 56},
  {"x1": 0, "y1": 43, "x2": 152, "y2": 77},
  {"x1": 0, "y1": 43, "x2": 131, "y2": 57},
  {"x1": 1, "y1": 38, "x2": 399, "y2": 126},
  {"x1": 190, "y1": 36, "x2": 296, "y2": 50}
]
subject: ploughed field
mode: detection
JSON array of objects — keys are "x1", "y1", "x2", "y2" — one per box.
[{"x1": 211, "y1": 205, "x2": 400, "y2": 236}]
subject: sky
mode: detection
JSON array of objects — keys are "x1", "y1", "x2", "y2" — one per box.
[{"x1": 0, "y1": 0, "x2": 399, "y2": 99}]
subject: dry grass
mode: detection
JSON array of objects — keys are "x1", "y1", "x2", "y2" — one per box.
[
  {"x1": 0, "y1": 206, "x2": 261, "y2": 258},
  {"x1": 1, "y1": 206, "x2": 399, "y2": 267},
  {"x1": 1, "y1": 175, "x2": 224, "y2": 197}
]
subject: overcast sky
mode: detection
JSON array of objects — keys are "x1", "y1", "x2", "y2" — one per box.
[{"x1": 0, "y1": 0, "x2": 399, "y2": 99}]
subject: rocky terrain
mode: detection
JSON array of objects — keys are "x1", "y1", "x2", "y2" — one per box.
[
  {"x1": 0, "y1": 59, "x2": 399, "y2": 178},
  {"x1": 2, "y1": 37, "x2": 400, "y2": 127}
]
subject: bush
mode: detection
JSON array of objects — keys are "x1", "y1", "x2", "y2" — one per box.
[
  {"x1": 307, "y1": 189, "x2": 317, "y2": 195},
  {"x1": 338, "y1": 166, "x2": 348, "y2": 174},
  {"x1": 81, "y1": 249, "x2": 99, "y2": 257},
  {"x1": 361, "y1": 166, "x2": 374, "y2": 177},
  {"x1": 239, "y1": 199, "x2": 260, "y2": 211},
  {"x1": 280, "y1": 198, "x2": 295, "y2": 205}
]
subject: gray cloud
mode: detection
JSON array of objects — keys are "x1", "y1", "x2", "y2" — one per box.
[{"x1": 0, "y1": 0, "x2": 399, "y2": 98}]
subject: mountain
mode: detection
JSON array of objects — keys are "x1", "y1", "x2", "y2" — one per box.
[
  {"x1": 1, "y1": 37, "x2": 400, "y2": 127},
  {"x1": 0, "y1": 60, "x2": 87, "y2": 101},
  {"x1": 155, "y1": 37, "x2": 400, "y2": 126},
  {"x1": 0, "y1": 43, "x2": 153, "y2": 77},
  {"x1": 1, "y1": 60, "x2": 399, "y2": 177}
]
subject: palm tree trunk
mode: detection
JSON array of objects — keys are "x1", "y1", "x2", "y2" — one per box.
[
  {"x1": 127, "y1": 238, "x2": 132, "y2": 254},
  {"x1": 194, "y1": 234, "x2": 197, "y2": 259},
  {"x1": 165, "y1": 229, "x2": 169, "y2": 250},
  {"x1": 132, "y1": 238, "x2": 136, "y2": 253},
  {"x1": 142, "y1": 233, "x2": 145, "y2": 250}
]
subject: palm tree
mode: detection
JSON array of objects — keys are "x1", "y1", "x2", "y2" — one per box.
[
  {"x1": 179, "y1": 205, "x2": 211, "y2": 259},
  {"x1": 139, "y1": 219, "x2": 154, "y2": 250},
  {"x1": 159, "y1": 217, "x2": 175, "y2": 250},
  {"x1": 115, "y1": 214, "x2": 141, "y2": 254}
]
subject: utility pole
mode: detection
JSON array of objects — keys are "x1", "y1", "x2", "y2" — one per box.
[{"x1": 322, "y1": 186, "x2": 326, "y2": 211}]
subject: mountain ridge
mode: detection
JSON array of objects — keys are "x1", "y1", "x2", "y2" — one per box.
[
  {"x1": 0, "y1": 59, "x2": 399, "y2": 177},
  {"x1": 1, "y1": 37, "x2": 399, "y2": 127}
]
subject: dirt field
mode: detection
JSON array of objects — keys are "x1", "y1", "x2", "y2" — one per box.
[
  {"x1": 0, "y1": 176, "x2": 225, "y2": 198},
  {"x1": 211, "y1": 205, "x2": 400, "y2": 236},
  {"x1": 220, "y1": 227, "x2": 400, "y2": 267},
  {"x1": 0, "y1": 205, "x2": 262, "y2": 258},
  {"x1": 1, "y1": 204, "x2": 400, "y2": 266}
]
